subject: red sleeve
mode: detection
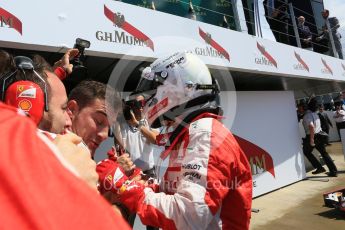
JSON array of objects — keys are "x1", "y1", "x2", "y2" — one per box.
[
  {"x1": 0, "y1": 103, "x2": 130, "y2": 230},
  {"x1": 54, "y1": 67, "x2": 67, "y2": 80}
]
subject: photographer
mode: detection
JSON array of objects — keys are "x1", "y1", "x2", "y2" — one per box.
[
  {"x1": 118, "y1": 94, "x2": 159, "y2": 229},
  {"x1": 120, "y1": 95, "x2": 159, "y2": 176}
]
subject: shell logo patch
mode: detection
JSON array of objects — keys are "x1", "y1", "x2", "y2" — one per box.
[{"x1": 18, "y1": 99, "x2": 32, "y2": 111}]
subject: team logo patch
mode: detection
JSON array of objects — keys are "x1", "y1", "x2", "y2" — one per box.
[
  {"x1": 106, "y1": 174, "x2": 113, "y2": 183},
  {"x1": 18, "y1": 99, "x2": 32, "y2": 111},
  {"x1": 113, "y1": 168, "x2": 124, "y2": 184},
  {"x1": 17, "y1": 86, "x2": 37, "y2": 98}
]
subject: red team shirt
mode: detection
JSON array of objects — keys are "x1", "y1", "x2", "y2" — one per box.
[{"x1": 0, "y1": 102, "x2": 130, "y2": 230}]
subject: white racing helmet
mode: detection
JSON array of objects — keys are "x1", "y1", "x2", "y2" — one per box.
[{"x1": 134, "y1": 51, "x2": 220, "y2": 128}]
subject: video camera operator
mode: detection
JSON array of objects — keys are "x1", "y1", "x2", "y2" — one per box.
[{"x1": 120, "y1": 95, "x2": 159, "y2": 179}]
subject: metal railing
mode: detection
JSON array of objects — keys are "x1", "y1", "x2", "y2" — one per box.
[{"x1": 118, "y1": 0, "x2": 343, "y2": 59}]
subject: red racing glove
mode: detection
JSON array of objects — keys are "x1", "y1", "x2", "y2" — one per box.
[
  {"x1": 96, "y1": 157, "x2": 142, "y2": 193},
  {"x1": 96, "y1": 159, "x2": 126, "y2": 194},
  {"x1": 118, "y1": 179, "x2": 146, "y2": 213},
  {"x1": 96, "y1": 158, "x2": 146, "y2": 212}
]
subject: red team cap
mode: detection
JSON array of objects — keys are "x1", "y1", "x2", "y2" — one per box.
[{"x1": 5, "y1": 80, "x2": 45, "y2": 125}]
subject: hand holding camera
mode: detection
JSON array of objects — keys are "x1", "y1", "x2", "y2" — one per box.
[
  {"x1": 53, "y1": 48, "x2": 79, "y2": 75},
  {"x1": 123, "y1": 99, "x2": 144, "y2": 128},
  {"x1": 53, "y1": 38, "x2": 90, "y2": 83}
]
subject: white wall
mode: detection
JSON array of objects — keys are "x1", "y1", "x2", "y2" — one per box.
[{"x1": 224, "y1": 91, "x2": 306, "y2": 197}]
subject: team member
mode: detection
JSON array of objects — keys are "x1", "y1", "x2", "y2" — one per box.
[
  {"x1": 0, "y1": 102, "x2": 130, "y2": 229},
  {"x1": 66, "y1": 80, "x2": 121, "y2": 157},
  {"x1": 98, "y1": 52, "x2": 253, "y2": 229},
  {"x1": 0, "y1": 51, "x2": 72, "y2": 134},
  {"x1": 38, "y1": 64, "x2": 72, "y2": 134},
  {"x1": 37, "y1": 55, "x2": 134, "y2": 182},
  {"x1": 0, "y1": 52, "x2": 101, "y2": 187}
]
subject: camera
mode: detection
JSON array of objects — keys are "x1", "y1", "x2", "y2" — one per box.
[
  {"x1": 65, "y1": 38, "x2": 91, "y2": 93},
  {"x1": 71, "y1": 38, "x2": 90, "y2": 72},
  {"x1": 72, "y1": 38, "x2": 90, "y2": 66},
  {"x1": 123, "y1": 103, "x2": 133, "y2": 120},
  {"x1": 122, "y1": 99, "x2": 145, "y2": 120}
]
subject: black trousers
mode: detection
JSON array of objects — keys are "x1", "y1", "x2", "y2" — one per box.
[{"x1": 303, "y1": 135, "x2": 338, "y2": 173}]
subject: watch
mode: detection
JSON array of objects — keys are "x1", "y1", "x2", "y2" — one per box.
[{"x1": 137, "y1": 119, "x2": 145, "y2": 129}]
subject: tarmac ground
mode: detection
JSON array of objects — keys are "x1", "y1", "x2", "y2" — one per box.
[{"x1": 250, "y1": 142, "x2": 345, "y2": 230}]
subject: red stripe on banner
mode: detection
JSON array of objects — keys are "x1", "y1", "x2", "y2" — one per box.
[
  {"x1": 104, "y1": 5, "x2": 154, "y2": 51},
  {"x1": 0, "y1": 8, "x2": 22, "y2": 35},
  {"x1": 322, "y1": 58, "x2": 333, "y2": 75},
  {"x1": 199, "y1": 27, "x2": 230, "y2": 61},
  {"x1": 234, "y1": 134, "x2": 275, "y2": 178},
  {"x1": 104, "y1": 5, "x2": 115, "y2": 25},
  {"x1": 256, "y1": 42, "x2": 277, "y2": 68},
  {"x1": 294, "y1": 52, "x2": 309, "y2": 72},
  {"x1": 125, "y1": 22, "x2": 154, "y2": 51}
]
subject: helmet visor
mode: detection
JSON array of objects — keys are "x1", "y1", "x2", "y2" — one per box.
[{"x1": 134, "y1": 69, "x2": 167, "y2": 101}]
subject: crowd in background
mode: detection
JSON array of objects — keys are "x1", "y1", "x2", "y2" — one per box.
[{"x1": 263, "y1": 1, "x2": 343, "y2": 59}]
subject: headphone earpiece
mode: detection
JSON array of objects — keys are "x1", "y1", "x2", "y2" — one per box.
[
  {"x1": 0, "y1": 56, "x2": 49, "y2": 125},
  {"x1": 4, "y1": 81, "x2": 45, "y2": 124}
]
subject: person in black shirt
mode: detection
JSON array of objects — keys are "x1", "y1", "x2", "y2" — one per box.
[{"x1": 318, "y1": 104, "x2": 333, "y2": 145}]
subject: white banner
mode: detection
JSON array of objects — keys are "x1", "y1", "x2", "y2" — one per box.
[{"x1": 1, "y1": 0, "x2": 345, "y2": 81}]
